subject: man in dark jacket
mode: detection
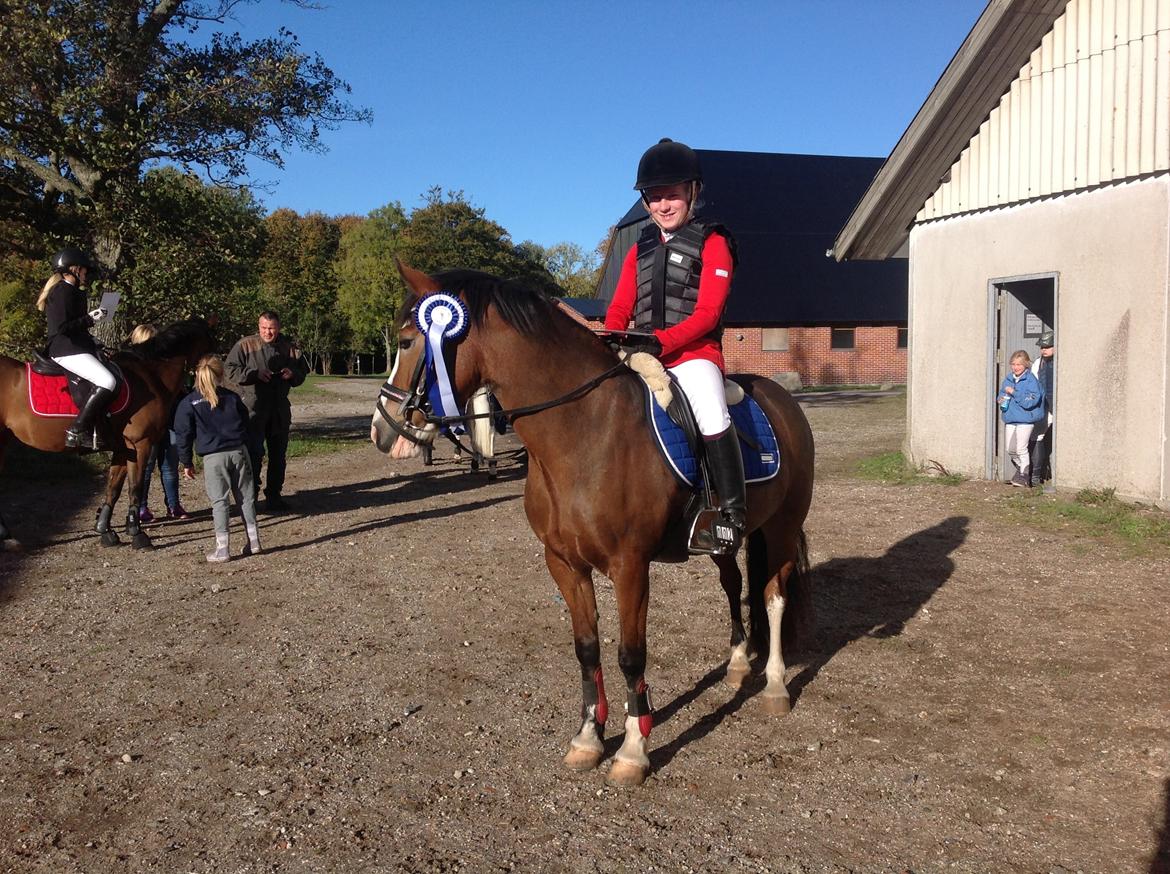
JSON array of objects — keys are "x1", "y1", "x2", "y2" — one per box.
[{"x1": 225, "y1": 311, "x2": 309, "y2": 511}]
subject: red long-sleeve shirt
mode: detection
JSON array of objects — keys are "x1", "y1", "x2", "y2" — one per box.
[{"x1": 604, "y1": 229, "x2": 733, "y2": 371}]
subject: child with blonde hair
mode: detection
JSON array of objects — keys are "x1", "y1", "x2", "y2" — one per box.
[
  {"x1": 174, "y1": 354, "x2": 261, "y2": 561},
  {"x1": 996, "y1": 349, "x2": 1047, "y2": 487}
]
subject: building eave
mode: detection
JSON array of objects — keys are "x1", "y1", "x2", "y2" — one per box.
[{"x1": 833, "y1": 0, "x2": 1066, "y2": 261}]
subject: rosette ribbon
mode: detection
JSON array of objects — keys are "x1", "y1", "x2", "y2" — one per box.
[{"x1": 415, "y1": 293, "x2": 470, "y2": 420}]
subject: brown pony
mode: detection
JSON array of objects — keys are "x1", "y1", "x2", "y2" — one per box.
[
  {"x1": 371, "y1": 264, "x2": 814, "y2": 787},
  {"x1": 0, "y1": 318, "x2": 215, "y2": 551}
]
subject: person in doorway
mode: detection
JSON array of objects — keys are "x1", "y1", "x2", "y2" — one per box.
[
  {"x1": 997, "y1": 349, "x2": 1046, "y2": 487},
  {"x1": 225, "y1": 311, "x2": 308, "y2": 513},
  {"x1": 604, "y1": 137, "x2": 743, "y2": 554},
  {"x1": 128, "y1": 324, "x2": 190, "y2": 522},
  {"x1": 36, "y1": 246, "x2": 115, "y2": 449},
  {"x1": 174, "y1": 355, "x2": 260, "y2": 562},
  {"x1": 1029, "y1": 330, "x2": 1055, "y2": 490}
]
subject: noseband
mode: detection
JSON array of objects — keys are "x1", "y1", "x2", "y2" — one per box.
[{"x1": 375, "y1": 292, "x2": 628, "y2": 445}]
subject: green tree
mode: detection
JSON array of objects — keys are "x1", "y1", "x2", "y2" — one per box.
[
  {"x1": 0, "y1": 0, "x2": 370, "y2": 286},
  {"x1": 398, "y1": 188, "x2": 560, "y2": 295},
  {"x1": 117, "y1": 167, "x2": 265, "y2": 343},
  {"x1": 259, "y1": 209, "x2": 345, "y2": 372},
  {"x1": 335, "y1": 203, "x2": 408, "y2": 370}
]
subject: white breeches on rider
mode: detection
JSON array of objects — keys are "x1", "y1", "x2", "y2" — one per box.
[
  {"x1": 668, "y1": 358, "x2": 730, "y2": 437},
  {"x1": 52, "y1": 353, "x2": 117, "y2": 391}
]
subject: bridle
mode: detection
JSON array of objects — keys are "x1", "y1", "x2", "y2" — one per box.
[{"x1": 374, "y1": 292, "x2": 628, "y2": 446}]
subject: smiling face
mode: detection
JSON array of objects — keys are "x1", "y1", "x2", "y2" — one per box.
[{"x1": 642, "y1": 182, "x2": 693, "y2": 234}]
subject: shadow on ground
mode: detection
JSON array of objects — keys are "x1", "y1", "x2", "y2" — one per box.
[{"x1": 647, "y1": 515, "x2": 968, "y2": 772}]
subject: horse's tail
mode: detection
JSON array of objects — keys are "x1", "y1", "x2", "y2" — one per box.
[
  {"x1": 747, "y1": 526, "x2": 814, "y2": 661},
  {"x1": 468, "y1": 387, "x2": 494, "y2": 460}
]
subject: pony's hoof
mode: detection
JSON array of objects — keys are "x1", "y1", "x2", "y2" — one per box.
[
  {"x1": 725, "y1": 664, "x2": 750, "y2": 689},
  {"x1": 131, "y1": 532, "x2": 153, "y2": 550},
  {"x1": 606, "y1": 759, "x2": 648, "y2": 788},
  {"x1": 100, "y1": 530, "x2": 121, "y2": 547},
  {"x1": 564, "y1": 745, "x2": 604, "y2": 772},
  {"x1": 760, "y1": 692, "x2": 792, "y2": 715},
  {"x1": 0, "y1": 538, "x2": 23, "y2": 553}
]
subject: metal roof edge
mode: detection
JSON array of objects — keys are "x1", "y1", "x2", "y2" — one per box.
[{"x1": 833, "y1": 0, "x2": 1066, "y2": 261}]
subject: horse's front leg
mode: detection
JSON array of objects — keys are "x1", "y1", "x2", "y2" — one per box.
[
  {"x1": 96, "y1": 456, "x2": 129, "y2": 547},
  {"x1": 609, "y1": 561, "x2": 653, "y2": 788},
  {"x1": 0, "y1": 429, "x2": 19, "y2": 552},
  {"x1": 545, "y1": 549, "x2": 608, "y2": 772},
  {"x1": 123, "y1": 441, "x2": 153, "y2": 549},
  {"x1": 714, "y1": 553, "x2": 751, "y2": 688}
]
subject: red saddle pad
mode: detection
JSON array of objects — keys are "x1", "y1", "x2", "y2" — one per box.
[{"x1": 26, "y1": 365, "x2": 130, "y2": 418}]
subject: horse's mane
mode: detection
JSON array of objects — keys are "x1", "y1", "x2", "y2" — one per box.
[
  {"x1": 124, "y1": 318, "x2": 212, "y2": 360},
  {"x1": 408, "y1": 269, "x2": 559, "y2": 338}
]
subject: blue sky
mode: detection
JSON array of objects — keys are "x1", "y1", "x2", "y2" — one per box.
[{"x1": 215, "y1": 0, "x2": 988, "y2": 252}]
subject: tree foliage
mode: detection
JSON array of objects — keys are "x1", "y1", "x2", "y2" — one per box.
[
  {"x1": 335, "y1": 202, "x2": 407, "y2": 366},
  {"x1": 0, "y1": 0, "x2": 370, "y2": 281}
]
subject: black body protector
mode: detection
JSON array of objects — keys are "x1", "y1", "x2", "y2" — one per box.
[{"x1": 632, "y1": 220, "x2": 737, "y2": 341}]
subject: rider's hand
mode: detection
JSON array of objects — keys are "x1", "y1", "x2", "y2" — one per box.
[{"x1": 88, "y1": 307, "x2": 108, "y2": 324}]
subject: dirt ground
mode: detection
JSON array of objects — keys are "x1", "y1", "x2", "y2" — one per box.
[{"x1": 0, "y1": 379, "x2": 1167, "y2": 873}]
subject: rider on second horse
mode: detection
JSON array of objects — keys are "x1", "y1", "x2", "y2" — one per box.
[
  {"x1": 604, "y1": 137, "x2": 746, "y2": 554},
  {"x1": 35, "y1": 246, "x2": 116, "y2": 449}
]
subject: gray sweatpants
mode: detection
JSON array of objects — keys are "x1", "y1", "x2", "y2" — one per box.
[{"x1": 202, "y1": 447, "x2": 257, "y2": 535}]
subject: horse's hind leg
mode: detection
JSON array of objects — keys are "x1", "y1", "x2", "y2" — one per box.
[
  {"x1": 713, "y1": 554, "x2": 751, "y2": 688},
  {"x1": 544, "y1": 548, "x2": 607, "y2": 772},
  {"x1": 752, "y1": 523, "x2": 805, "y2": 716},
  {"x1": 123, "y1": 441, "x2": 153, "y2": 549}
]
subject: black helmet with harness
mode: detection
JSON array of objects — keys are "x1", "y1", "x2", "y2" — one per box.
[
  {"x1": 51, "y1": 246, "x2": 95, "y2": 275},
  {"x1": 634, "y1": 138, "x2": 703, "y2": 191}
]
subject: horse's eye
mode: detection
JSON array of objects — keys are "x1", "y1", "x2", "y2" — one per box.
[{"x1": 398, "y1": 338, "x2": 414, "y2": 351}]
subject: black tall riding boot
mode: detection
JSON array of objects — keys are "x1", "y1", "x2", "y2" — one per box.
[
  {"x1": 693, "y1": 427, "x2": 747, "y2": 554},
  {"x1": 65, "y1": 385, "x2": 115, "y2": 449}
]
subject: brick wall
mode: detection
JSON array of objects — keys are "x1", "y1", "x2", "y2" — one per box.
[
  {"x1": 572, "y1": 310, "x2": 907, "y2": 387},
  {"x1": 723, "y1": 326, "x2": 906, "y2": 386}
]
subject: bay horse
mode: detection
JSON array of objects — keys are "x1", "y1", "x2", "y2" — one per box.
[
  {"x1": 371, "y1": 264, "x2": 814, "y2": 787},
  {"x1": 0, "y1": 318, "x2": 215, "y2": 551}
]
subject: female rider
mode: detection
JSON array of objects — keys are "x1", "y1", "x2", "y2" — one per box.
[
  {"x1": 604, "y1": 138, "x2": 744, "y2": 554},
  {"x1": 35, "y1": 246, "x2": 115, "y2": 449}
]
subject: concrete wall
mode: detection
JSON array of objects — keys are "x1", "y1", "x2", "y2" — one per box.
[{"x1": 908, "y1": 175, "x2": 1170, "y2": 504}]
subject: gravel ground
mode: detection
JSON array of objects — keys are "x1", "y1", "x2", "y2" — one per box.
[{"x1": 0, "y1": 380, "x2": 1167, "y2": 873}]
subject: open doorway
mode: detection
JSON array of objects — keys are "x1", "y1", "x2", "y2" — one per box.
[{"x1": 986, "y1": 274, "x2": 1057, "y2": 482}]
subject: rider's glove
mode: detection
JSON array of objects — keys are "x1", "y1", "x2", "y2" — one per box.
[{"x1": 88, "y1": 307, "x2": 108, "y2": 324}]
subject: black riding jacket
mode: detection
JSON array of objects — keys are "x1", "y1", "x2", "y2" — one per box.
[{"x1": 44, "y1": 279, "x2": 97, "y2": 357}]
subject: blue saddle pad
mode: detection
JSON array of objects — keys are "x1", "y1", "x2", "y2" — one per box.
[{"x1": 645, "y1": 383, "x2": 781, "y2": 488}]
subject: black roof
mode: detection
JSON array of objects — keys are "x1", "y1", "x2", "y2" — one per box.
[{"x1": 596, "y1": 150, "x2": 907, "y2": 325}]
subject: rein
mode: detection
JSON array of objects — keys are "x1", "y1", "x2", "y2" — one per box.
[{"x1": 376, "y1": 359, "x2": 628, "y2": 434}]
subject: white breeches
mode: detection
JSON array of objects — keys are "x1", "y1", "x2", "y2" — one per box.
[
  {"x1": 52, "y1": 353, "x2": 117, "y2": 391},
  {"x1": 668, "y1": 358, "x2": 730, "y2": 436}
]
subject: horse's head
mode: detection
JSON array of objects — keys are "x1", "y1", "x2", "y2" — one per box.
[{"x1": 371, "y1": 261, "x2": 481, "y2": 459}]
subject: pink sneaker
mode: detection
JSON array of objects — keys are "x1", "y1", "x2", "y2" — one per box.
[
  {"x1": 138, "y1": 506, "x2": 155, "y2": 524},
  {"x1": 167, "y1": 503, "x2": 191, "y2": 520}
]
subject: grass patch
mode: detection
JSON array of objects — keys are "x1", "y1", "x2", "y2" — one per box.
[
  {"x1": 1005, "y1": 486, "x2": 1170, "y2": 551},
  {"x1": 286, "y1": 434, "x2": 367, "y2": 458},
  {"x1": 854, "y1": 450, "x2": 965, "y2": 486}
]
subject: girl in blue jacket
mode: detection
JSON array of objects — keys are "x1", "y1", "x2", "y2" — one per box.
[
  {"x1": 175, "y1": 355, "x2": 261, "y2": 561},
  {"x1": 997, "y1": 350, "x2": 1046, "y2": 487}
]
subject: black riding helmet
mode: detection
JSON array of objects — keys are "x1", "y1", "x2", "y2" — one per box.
[
  {"x1": 51, "y1": 246, "x2": 94, "y2": 273},
  {"x1": 634, "y1": 138, "x2": 702, "y2": 190}
]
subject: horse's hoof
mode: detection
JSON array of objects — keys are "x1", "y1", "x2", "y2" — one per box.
[
  {"x1": 725, "y1": 664, "x2": 750, "y2": 689},
  {"x1": 100, "y1": 530, "x2": 121, "y2": 547},
  {"x1": 0, "y1": 538, "x2": 23, "y2": 553},
  {"x1": 131, "y1": 533, "x2": 153, "y2": 550},
  {"x1": 760, "y1": 693, "x2": 792, "y2": 716},
  {"x1": 564, "y1": 745, "x2": 604, "y2": 772},
  {"x1": 606, "y1": 759, "x2": 648, "y2": 788}
]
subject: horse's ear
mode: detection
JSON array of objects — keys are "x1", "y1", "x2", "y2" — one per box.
[{"x1": 396, "y1": 258, "x2": 439, "y2": 296}]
